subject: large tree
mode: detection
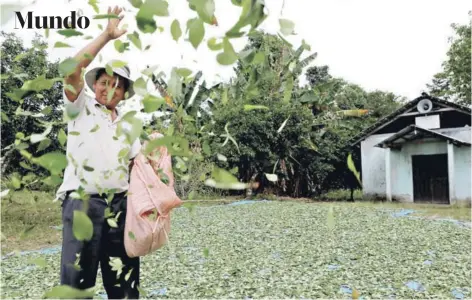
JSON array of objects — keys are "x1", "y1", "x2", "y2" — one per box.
[
  {"x1": 428, "y1": 21, "x2": 471, "y2": 105},
  {"x1": 207, "y1": 33, "x2": 380, "y2": 197},
  {"x1": 1, "y1": 31, "x2": 64, "y2": 183}
]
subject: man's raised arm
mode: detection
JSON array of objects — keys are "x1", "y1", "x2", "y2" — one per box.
[{"x1": 65, "y1": 6, "x2": 127, "y2": 102}]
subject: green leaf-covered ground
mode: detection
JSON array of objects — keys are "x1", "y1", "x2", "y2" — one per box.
[{"x1": 1, "y1": 201, "x2": 470, "y2": 299}]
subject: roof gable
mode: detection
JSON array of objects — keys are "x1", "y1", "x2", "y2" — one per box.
[
  {"x1": 375, "y1": 125, "x2": 471, "y2": 149},
  {"x1": 350, "y1": 93, "x2": 471, "y2": 146}
]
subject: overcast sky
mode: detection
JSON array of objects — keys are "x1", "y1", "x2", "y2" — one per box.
[{"x1": 1, "y1": 0, "x2": 471, "y2": 107}]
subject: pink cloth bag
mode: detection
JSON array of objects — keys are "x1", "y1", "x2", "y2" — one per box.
[{"x1": 124, "y1": 132, "x2": 183, "y2": 258}]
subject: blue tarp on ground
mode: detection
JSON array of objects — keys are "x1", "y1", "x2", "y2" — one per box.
[
  {"x1": 227, "y1": 199, "x2": 271, "y2": 206},
  {"x1": 2, "y1": 245, "x2": 61, "y2": 260},
  {"x1": 388, "y1": 209, "x2": 471, "y2": 228}
]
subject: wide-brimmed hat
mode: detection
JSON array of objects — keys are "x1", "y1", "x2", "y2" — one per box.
[{"x1": 84, "y1": 60, "x2": 135, "y2": 99}]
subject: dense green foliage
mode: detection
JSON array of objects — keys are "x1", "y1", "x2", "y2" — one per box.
[
  {"x1": 428, "y1": 20, "x2": 471, "y2": 106},
  {"x1": 206, "y1": 33, "x2": 402, "y2": 197},
  {"x1": 1, "y1": 32, "x2": 65, "y2": 190}
]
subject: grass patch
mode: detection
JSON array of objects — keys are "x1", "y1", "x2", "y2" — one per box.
[
  {"x1": 350, "y1": 201, "x2": 471, "y2": 221},
  {"x1": 320, "y1": 189, "x2": 363, "y2": 201},
  {"x1": 319, "y1": 189, "x2": 471, "y2": 221},
  {"x1": 1, "y1": 190, "x2": 62, "y2": 255}
]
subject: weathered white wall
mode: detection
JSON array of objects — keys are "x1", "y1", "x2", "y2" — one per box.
[
  {"x1": 360, "y1": 133, "x2": 394, "y2": 199},
  {"x1": 438, "y1": 127, "x2": 471, "y2": 204},
  {"x1": 454, "y1": 146, "x2": 471, "y2": 204}
]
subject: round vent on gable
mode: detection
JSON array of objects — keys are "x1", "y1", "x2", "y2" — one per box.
[{"x1": 417, "y1": 99, "x2": 433, "y2": 113}]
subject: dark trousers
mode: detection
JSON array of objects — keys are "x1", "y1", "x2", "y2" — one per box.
[{"x1": 60, "y1": 192, "x2": 140, "y2": 299}]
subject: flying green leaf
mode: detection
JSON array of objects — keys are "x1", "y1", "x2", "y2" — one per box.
[
  {"x1": 43, "y1": 285, "x2": 95, "y2": 299},
  {"x1": 58, "y1": 129, "x2": 67, "y2": 147},
  {"x1": 93, "y1": 14, "x2": 120, "y2": 19},
  {"x1": 176, "y1": 68, "x2": 192, "y2": 78},
  {"x1": 188, "y1": 18, "x2": 205, "y2": 49},
  {"x1": 205, "y1": 167, "x2": 247, "y2": 190},
  {"x1": 207, "y1": 37, "x2": 223, "y2": 51},
  {"x1": 107, "y1": 86, "x2": 117, "y2": 103},
  {"x1": 129, "y1": 0, "x2": 143, "y2": 8},
  {"x1": 136, "y1": 0, "x2": 169, "y2": 33},
  {"x1": 133, "y1": 77, "x2": 148, "y2": 96},
  {"x1": 171, "y1": 19, "x2": 182, "y2": 41},
  {"x1": 114, "y1": 40, "x2": 130, "y2": 53},
  {"x1": 104, "y1": 64, "x2": 114, "y2": 77},
  {"x1": 19, "y1": 75, "x2": 63, "y2": 93},
  {"x1": 279, "y1": 18, "x2": 295, "y2": 36},
  {"x1": 111, "y1": 60, "x2": 128, "y2": 68},
  {"x1": 123, "y1": 117, "x2": 143, "y2": 145},
  {"x1": 37, "y1": 138, "x2": 52, "y2": 152},
  {"x1": 83, "y1": 164, "x2": 94, "y2": 172},
  {"x1": 143, "y1": 136, "x2": 191, "y2": 157},
  {"x1": 54, "y1": 41, "x2": 72, "y2": 48},
  {"x1": 203, "y1": 247, "x2": 210, "y2": 257},
  {"x1": 217, "y1": 38, "x2": 238, "y2": 65},
  {"x1": 32, "y1": 152, "x2": 67, "y2": 175},
  {"x1": 87, "y1": 0, "x2": 99, "y2": 13},
  {"x1": 327, "y1": 206, "x2": 335, "y2": 230},
  {"x1": 141, "y1": 65, "x2": 159, "y2": 77},
  {"x1": 72, "y1": 210, "x2": 93, "y2": 241},
  {"x1": 90, "y1": 124, "x2": 100, "y2": 133},
  {"x1": 57, "y1": 29, "x2": 83, "y2": 37},
  {"x1": 189, "y1": 0, "x2": 216, "y2": 25},
  {"x1": 107, "y1": 218, "x2": 118, "y2": 228},
  {"x1": 226, "y1": 0, "x2": 267, "y2": 38},
  {"x1": 59, "y1": 58, "x2": 78, "y2": 77},
  {"x1": 347, "y1": 153, "x2": 362, "y2": 185},
  {"x1": 244, "y1": 104, "x2": 268, "y2": 111},
  {"x1": 128, "y1": 231, "x2": 136, "y2": 240},
  {"x1": 142, "y1": 94, "x2": 165, "y2": 112},
  {"x1": 340, "y1": 109, "x2": 369, "y2": 117},
  {"x1": 127, "y1": 31, "x2": 142, "y2": 50},
  {"x1": 277, "y1": 117, "x2": 290, "y2": 133}
]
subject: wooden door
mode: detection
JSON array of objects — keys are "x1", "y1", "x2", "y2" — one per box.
[{"x1": 412, "y1": 154, "x2": 449, "y2": 204}]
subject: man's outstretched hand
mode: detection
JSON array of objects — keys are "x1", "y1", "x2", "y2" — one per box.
[{"x1": 106, "y1": 6, "x2": 127, "y2": 40}]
